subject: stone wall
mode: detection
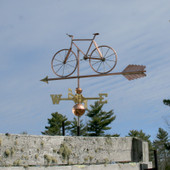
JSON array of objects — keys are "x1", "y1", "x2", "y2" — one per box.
[
  {"x1": 0, "y1": 163, "x2": 153, "y2": 170},
  {"x1": 0, "y1": 134, "x2": 149, "y2": 167}
]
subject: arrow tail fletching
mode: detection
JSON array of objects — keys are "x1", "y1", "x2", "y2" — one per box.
[{"x1": 122, "y1": 65, "x2": 146, "y2": 80}]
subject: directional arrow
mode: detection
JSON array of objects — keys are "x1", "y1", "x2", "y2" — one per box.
[{"x1": 40, "y1": 65, "x2": 146, "y2": 83}]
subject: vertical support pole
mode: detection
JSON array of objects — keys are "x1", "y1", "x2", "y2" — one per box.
[
  {"x1": 77, "y1": 49, "x2": 80, "y2": 88},
  {"x1": 62, "y1": 121, "x2": 65, "y2": 136},
  {"x1": 154, "y1": 150, "x2": 158, "y2": 170},
  {"x1": 77, "y1": 49, "x2": 80, "y2": 136},
  {"x1": 77, "y1": 116, "x2": 80, "y2": 136}
]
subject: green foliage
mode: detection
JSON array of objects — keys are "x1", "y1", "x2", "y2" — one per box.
[
  {"x1": 20, "y1": 131, "x2": 28, "y2": 135},
  {"x1": 163, "y1": 99, "x2": 170, "y2": 132},
  {"x1": 41, "y1": 112, "x2": 71, "y2": 136},
  {"x1": 128, "y1": 130, "x2": 151, "y2": 141},
  {"x1": 163, "y1": 99, "x2": 170, "y2": 107},
  {"x1": 105, "y1": 133, "x2": 120, "y2": 137},
  {"x1": 86, "y1": 101, "x2": 116, "y2": 136},
  {"x1": 153, "y1": 128, "x2": 170, "y2": 170},
  {"x1": 69, "y1": 117, "x2": 86, "y2": 136}
]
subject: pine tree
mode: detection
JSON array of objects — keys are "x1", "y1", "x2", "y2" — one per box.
[
  {"x1": 105, "y1": 133, "x2": 120, "y2": 137},
  {"x1": 42, "y1": 112, "x2": 71, "y2": 136},
  {"x1": 153, "y1": 128, "x2": 170, "y2": 170},
  {"x1": 69, "y1": 117, "x2": 86, "y2": 136},
  {"x1": 127, "y1": 130, "x2": 153, "y2": 162},
  {"x1": 163, "y1": 99, "x2": 170, "y2": 106},
  {"x1": 163, "y1": 99, "x2": 170, "y2": 132},
  {"x1": 128, "y1": 130, "x2": 151, "y2": 141},
  {"x1": 86, "y1": 101, "x2": 116, "y2": 136}
]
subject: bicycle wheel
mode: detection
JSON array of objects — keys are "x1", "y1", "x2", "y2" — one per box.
[
  {"x1": 51, "y1": 49, "x2": 78, "y2": 77},
  {"x1": 89, "y1": 45, "x2": 117, "y2": 74}
]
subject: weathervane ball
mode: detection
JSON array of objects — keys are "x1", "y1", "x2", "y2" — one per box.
[
  {"x1": 72, "y1": 104, "x2": 85, "y2": 116},
  {"x1": 75, "y1": 88, "x2": 82, "y2": 94}
]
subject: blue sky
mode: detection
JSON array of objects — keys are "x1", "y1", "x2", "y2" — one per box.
[{"x1": 0, "y1": 0, "x2": 170, "y2": 141}]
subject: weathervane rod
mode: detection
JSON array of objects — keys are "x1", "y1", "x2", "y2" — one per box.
[
  {"x1": 77, "y1": 49, "x2": 81, "y2": 136},
  {"x1": 77, "y1": 49, "x2": 80, "y2": 89},
  {"x1": 41, "y1": 70, "x2": 146, "y2": 83}
]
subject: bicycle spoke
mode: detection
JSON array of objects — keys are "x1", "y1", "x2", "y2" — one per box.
[
  {"x1": 91, "y1": 60, "x2": 101, "y2": 66},
  {"x1": 62, "y1": 65, "x2": 65, "y2": 76},
  {"x1": 105, "y1": 61, "x2": 112, "y2": 68},
  {"x1": 66, "y1": 63, "x2": 75, "y2": 68},
  {"x1": 97, "y1": 62, "x2": 102, "y2": 72},
  {"x1": 105, "y1": 53, "x2": 114, "y2": 58},
  {"x1": 59, "y1": 52, "x2": 64, "y2": 61},
  {"x1": 101, "y1": 47, "x2": 104, "y2": 56},
  {"x1": 104, "y1": 48, "x2": 110, "y2": 58},
  {"x1": 54, "y1": 58, "x2": 63, "y2": 62},
  {"x1": 53, "y1": 63, "x2": 63, "y2": 67},
  {"x1": 95, "y1": 49, "x2": 99, "y2": 56},
  {"x1": 105, "y1": 59, "x2": 115, "y2": 62},
  {"x1": 103, "y1": 62, "x2": 106, "y2": 72},
  {"x1": 67, "y1": 59, "x2": 76, "y2": 63},
  {"x1": 55, "y1": 65, "x2": 63, "y2": 73},
  {"x1": 68, "y1": 52, "x2": 73, "y2": 59}
]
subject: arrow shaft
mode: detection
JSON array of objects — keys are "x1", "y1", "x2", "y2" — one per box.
[{"x1": 46, "y1": 71, "x2": 146, "y2": 81}]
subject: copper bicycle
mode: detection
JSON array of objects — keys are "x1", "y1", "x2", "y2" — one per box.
[{"x1": 51, "y1": 33, "x2": 117, "y2": 77}]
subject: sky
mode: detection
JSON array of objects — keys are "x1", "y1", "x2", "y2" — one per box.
[{"x1": 0, "y1": 0, "x2": 170, "y2": 141}]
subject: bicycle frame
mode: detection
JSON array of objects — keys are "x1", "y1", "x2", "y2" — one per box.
[
  {"x1": 64, "y1": 35, "x2": 103, "y2": 63},
  {"x1": 51, "y1": 33, "x2": 118, "y2": 77}
]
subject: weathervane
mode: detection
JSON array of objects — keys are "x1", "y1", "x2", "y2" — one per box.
[{"x1": 41, "y1": 33, "x2": 146, "y2": 136}]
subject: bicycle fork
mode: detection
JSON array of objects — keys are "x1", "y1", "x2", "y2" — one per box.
[
  {"x1": 93, "y1": 40, "x2": 103, "y2": 59},
  {"x1": 64, "y1": 48, "x2": 72, "y2": 64}
]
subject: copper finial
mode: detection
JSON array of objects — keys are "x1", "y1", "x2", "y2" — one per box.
[{"x1": 72, "y1": 104, "x2": 85, "y2": 117}]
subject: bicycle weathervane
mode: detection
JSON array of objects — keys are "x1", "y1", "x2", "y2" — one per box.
[{"x1": 41, "y1": 33, "x2": 146, "y2": 136}]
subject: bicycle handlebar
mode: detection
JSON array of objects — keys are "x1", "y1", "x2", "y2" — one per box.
[
  {"x1": 66, "y1": 33, "x2": 99, "y2": 39},
  {"x1": 93, "y1": 33, "x2": 99, "y2": 36}
]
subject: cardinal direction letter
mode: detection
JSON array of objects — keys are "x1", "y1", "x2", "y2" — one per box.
[
  {"x1": 50, "y1": 94, "x2": 62, "y2": 104},
  {"x1": 68, "y1": 88, "x2": 74, "y2": 99},
  {"x1": 99, "y1": 93, "x2": 108, "y2": 104}
]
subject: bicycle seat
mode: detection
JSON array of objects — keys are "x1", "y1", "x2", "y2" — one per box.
[
  {"x1": 93, "y1": 33, "x2": 99, "y2": 36},
  {"x1": 66, "y1": 33, "x2": 73, "y2": 38}
]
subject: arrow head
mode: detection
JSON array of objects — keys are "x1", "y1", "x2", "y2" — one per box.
[{"x1": 40, "y1": 76, "x2": 49, "y2": 84}]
